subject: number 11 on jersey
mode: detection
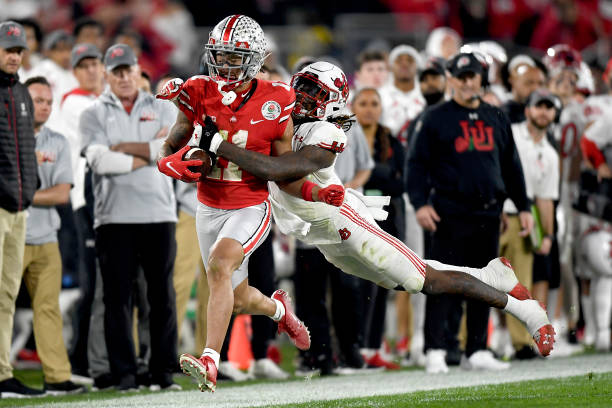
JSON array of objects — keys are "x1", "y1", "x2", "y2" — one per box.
[{"x1": 207, "y1": 130, "x2": 248, "y2": 181}]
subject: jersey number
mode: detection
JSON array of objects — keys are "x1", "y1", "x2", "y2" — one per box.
[
  {"x1": 560, "y1": 123, "x2": 578, "y2": 158},
  {"x1": 207, "y1": 130, "x2": 248, "y2": 181}
]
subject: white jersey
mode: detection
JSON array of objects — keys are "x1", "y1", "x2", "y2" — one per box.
[
  {"x1": 269, "y1": 119, "x2": 427, "y2": 291},
  {"x1": 556, "y1": 99, "x2": 589, "y2": 184},
  {"x1": 378, "y1": 82, "x2": 425, "y2": 138},
  {"x1": 269, "y1": 120, "x2": 346, "y2": 244}
]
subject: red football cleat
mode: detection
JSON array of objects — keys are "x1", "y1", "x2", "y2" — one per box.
[
  {"x1": 272, "y1": 289, "x2": 311, "y2": 350},
  {"x1": 534, "y1": 324, "x2": 556, "y2": 357},
  {"x1": 366, "y1": 352, "x2": 400, "y2": 370},
  {"x1": 179, "y1": 353, "x2": 217, "y2": 392}
]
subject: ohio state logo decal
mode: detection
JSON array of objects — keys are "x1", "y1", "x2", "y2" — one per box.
[{"x1": 261, "y1": 101, "x2": 281, "y2": 120}]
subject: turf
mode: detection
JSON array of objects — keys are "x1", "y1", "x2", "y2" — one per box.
[{"x1": 267, "y1": 372, "x2": 612, "y2": 408}]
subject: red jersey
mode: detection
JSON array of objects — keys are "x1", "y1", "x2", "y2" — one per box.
[{"x1": 178, "y1": 76, "x2": 295, "y2": 209}]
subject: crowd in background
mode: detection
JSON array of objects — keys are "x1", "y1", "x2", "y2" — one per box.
[{"x1": 0, "y1": 0, "x2": 612, "y2": 398}]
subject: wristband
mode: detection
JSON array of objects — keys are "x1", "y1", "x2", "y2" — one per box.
[
  {"x1": 209, "y1": 132, "x2": 224, "y2": 154},
  {"x1": 301, "y1": 180, "x2": 316, "y2": 202}
]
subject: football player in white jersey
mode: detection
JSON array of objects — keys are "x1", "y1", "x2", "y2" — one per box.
[
  {"x1": 198, "y1": 61, "x2": 557, "y2": 358},
  {"x1": 544, "y1": 45, "x2": 585, "y2": 344}
]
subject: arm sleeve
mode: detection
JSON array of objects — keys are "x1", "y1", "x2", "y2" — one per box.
[
  {"x1": 500, "y1": 117, "x2": 529, "y2": 212},
  {"x1": 405, "y1": 113, "x2": 433, "y2": 209},
  {"x1": 79, "y1": 105, "x2": 107, "y2": 155},
  {"x1": 52, "y1": 135, "x2": 74, "y2": 186},
  {"x1": 177, "y1": 76, "x2": 207, "y2": 123},
  {"x1": 83, "y1": 144, "x2": 134, "y2": 175}
]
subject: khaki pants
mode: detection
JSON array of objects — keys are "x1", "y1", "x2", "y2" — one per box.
[
  {"x1": 23, "y1": 242, "x2": 71, "y2": 383},
  {"x1": 500, "y1": 215, "x2": 534, "y2": 349},
  {"x1": 173, "y1": 210, "x2": 208, "y2": 354},
  {"x1": 0, "y1": 208, "x2": 27, "y2": 381}
]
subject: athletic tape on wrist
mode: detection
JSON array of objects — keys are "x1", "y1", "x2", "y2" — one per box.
[{"x1": 209, "y1": 133, "x2": 223, "y2": 154}]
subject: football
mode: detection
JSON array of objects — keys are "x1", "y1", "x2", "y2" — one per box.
[{"x1": 182, "y1": 147, "x2": 212, "y2": 181}]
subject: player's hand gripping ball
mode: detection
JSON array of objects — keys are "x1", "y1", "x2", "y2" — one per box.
[{"x1": 183, "y1": 147, "x2": 213, "y2": 181}]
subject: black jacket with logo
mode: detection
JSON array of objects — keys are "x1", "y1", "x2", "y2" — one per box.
[
  {"x1": 0, "y1": 70, "x2": 37, "y2": 212},
  {"x1": 406, "y1": 99, "x2": 528, "y2": 218}
]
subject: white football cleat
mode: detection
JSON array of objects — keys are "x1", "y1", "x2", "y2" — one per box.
[
  {"x1": 519, "y1": 299, "x2": 556, "y2": 356},
  {"x1": 425, "y1": 349, "x2": 449, "y2": 374},
  {"x1": 460, "y1": 350, "x2": 510, "y2": 371},
  {"x1": 250, "y1": 358, "x2": 289, "y2": 380}
]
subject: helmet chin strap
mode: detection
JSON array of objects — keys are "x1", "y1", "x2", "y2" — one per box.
[{"x1": 218, "y1": 81, "x2": 237, "y2": 105}]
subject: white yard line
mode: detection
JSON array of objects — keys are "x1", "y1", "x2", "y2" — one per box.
[{"x1": 48, "y1": 353, "x2": 611, "y2": 408}]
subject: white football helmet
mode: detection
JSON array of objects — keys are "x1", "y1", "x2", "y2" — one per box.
[
  {"x1": 290, "y1": 61, "x2": 349, "y2": 119},
  {"x1": 578, "y1": 225, "x2": 612, "y2": 277},
  {"x1": 205, "y1": 15, "x2": 269, "y2": 90}
]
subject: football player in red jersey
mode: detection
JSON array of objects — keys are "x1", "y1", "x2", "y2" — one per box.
[
  {"x1": 156, "y1": 15, "x2": 342, "y2": 392},
  {"x1": 192, "y1": 60, "x2": 557, "y2": 370}
]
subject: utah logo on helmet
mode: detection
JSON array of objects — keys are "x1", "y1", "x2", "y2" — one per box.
[
  {"x1": 290, "y1": 61, "x2": 349, "y2": 119},
  {"x1": 205, "y1": 15, "x2": 269, "y2": 89}
]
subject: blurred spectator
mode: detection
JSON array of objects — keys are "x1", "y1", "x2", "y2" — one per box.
[
  {"x1": 354, "y1": 87, "x2": 405, "y2": 370},
  {"x1": 0, "y1": 20, "x2": 43, "y2": 398},
  {"x1": 502, "y1": 57, "x2": 546, "y2": 123},
  {"x1": 425, "y1": 27, "x2": 461, "y2": 60},
  {"x1": 79, "y1": 44, "x2": 178, "y2": 391},
  {"x1": 58, "y1": 43, "x2": 104, "y2": 380},
  {"x1": 73, "y1": 18, "x2": 106, "y2": 53},
  {"x1": 379, "y1": 45, "x2": 425, "y2": 141},
  {"x1": 14, "y1": 18, "x2": 42, "y2": 79},
  {"x1": 353, "y1": 50, "x2": 389, "y2": 90},
  {"x1": 530, "y1": 0, "x2": 600, "y2": 51},
  {"x1": 26, "y1": 30, "x2": 78, "y2": 132},
  {"x1": 113, "y1": 30, "x2": 170, "y2": 82},
  {"x1": 149, "y1": 0, "x2": 197, "y2": 71},
  {"x1": 407, "y1": 53, "x2": 531, "y2": 373},
  {"x1": 396, "y1": 56, "x2": 447, "y2": 365},
  {"x1": 500, "y1": 89, "x2": 560, "y2": 359},
  {"x1": 22, "y1": 76, "x2": 87, "y2": 395}
]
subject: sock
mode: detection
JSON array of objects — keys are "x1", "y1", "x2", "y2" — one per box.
[
  {"x1": 593, "y1": 276, "x2": 612, "y2": 349},
  {"x1": 581, "y1": 292, "x2": 595, "y2": 346},
  {"x1": 202, "y1": 348, "x2": 220, "y2": 368},
  {"x1": 271, "y1": 298, "x2": 285, "y2": 322},
  {"x1": 426, "y1": 259, "x2": 515, "y2": 293},
  {"x1": 503, "y1": 295, "x2": 538, "y2": 336},
  {"x1": 547, "y1": 288, "x2": 559, "y2": 319}
]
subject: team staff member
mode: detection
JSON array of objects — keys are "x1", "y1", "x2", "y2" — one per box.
[
  {"x1": 501, "y1": 89, "x2": 560, "y2": 359},
  {"x1": 407, "y1": 53, "x2": 533, "y2": 374},
  {"x1": 22, "y1": 76, "x2": 87, "y2": 395},
  {"x1": 0, "y1": 20, "x2": 44, "y2": 398},
  {"x1": 80, "y1": 44, "x2": 179, "y2": 391}
]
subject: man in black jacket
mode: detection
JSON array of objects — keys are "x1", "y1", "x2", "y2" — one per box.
[
  {"x1": 407, "y1": 53, "x2": 533, "y2": 374},
  {"x1": 0, "y1": 21, "x2": 43, "y2": 398}
]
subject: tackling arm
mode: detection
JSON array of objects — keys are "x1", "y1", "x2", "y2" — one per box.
[{"x1": 215, "y1": 118, "x2": 336, "y2": 181}]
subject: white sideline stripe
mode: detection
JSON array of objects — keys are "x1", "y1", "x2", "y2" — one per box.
[{"x1": 58, "y1": 353, "x2": 612, "y2": 408}]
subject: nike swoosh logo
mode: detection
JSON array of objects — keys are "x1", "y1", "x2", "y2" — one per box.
[
  {"x1": 166, "y1": 162, "x2": 181, "y2": 176},
  {"x1": 250, "y1": 119, "x2": 264, "y2": 124}
]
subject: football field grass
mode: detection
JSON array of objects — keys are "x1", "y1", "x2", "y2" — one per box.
[{"x1": 2, "y1": 352, "x2": 611, "y2": 407}]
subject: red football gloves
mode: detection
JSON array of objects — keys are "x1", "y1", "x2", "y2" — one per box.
[
  {"x1": 318, "y1": 184, "x2": 345, "y2": 207},
  {"x1": 301, "y1": 181, "x2": 345, "y2": 207},
  {"x1": 157, "y1": 145, "x2": 203, "y2": 182},
  {"x1": 155, "y1": 78, "x2": 184, "y2": 102}
]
